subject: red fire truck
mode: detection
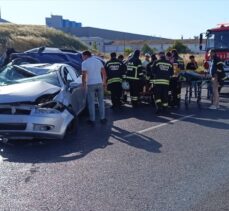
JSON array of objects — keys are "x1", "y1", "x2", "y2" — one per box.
[{"x1": 199, "y1": 23, "x2": 229, "y2": 84}]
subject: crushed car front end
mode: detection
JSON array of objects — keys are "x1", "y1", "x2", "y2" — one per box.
[
  {"x1": 0, "y1": 80, "x2": 74, "y2": 141},
  {"x1": 0, "y1": 102, "x2": 74, "y2": 141}
]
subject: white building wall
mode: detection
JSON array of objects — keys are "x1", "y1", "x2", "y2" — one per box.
[
  {"x1": 80, "y1": 37, "x2": 105, "y2": 52},
  {"x1": 103, "y1": 40, "x2": 206, "y2": 54}
]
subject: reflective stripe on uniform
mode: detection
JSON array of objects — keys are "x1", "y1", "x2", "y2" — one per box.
[
  {"x1": 152, "y1": 79, "x2": 170, "y2": 85},
  {"x1": 155, "y1": 99, "x2": 161, "y2": 103},
  {"x1": 162, "y1": 103, "x2": 168, "y2": 107},
  {"x1": 127, "y1": 65, "x2": 138, "y2": 70},
  {"x1": 127, "y1": 65, "x2": 140, "y2": 80},
  {"x1": 156, "y1": 62, "x2": 172, "y2": 68},
  {"x1": 107, "y1": 77, "x2": 122, "y2": 84},
  {"x1": 131, "y1": 96, "x2": 138, "y2": 101},
  {"x1": 126, "y1": 76, "x2": 140, "y2": 80},
  {"x1": 107, "y1": 62, "x2": 121, "y2": 65}
]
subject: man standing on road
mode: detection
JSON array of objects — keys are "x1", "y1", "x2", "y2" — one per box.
[
  {"x1": 150, "y1": 52, "x2": 174, "y2": 114},
  {"x1": 82, "y1": 50, "x2": 107, "y2": 125},
  {"x1": 105, "y1": 52, "x2": 125, "y2": 109},
  {"x1": 125, "y1": 49, "x2": 144, "y2": 107},
  {"x1": 170, "y1": 49, "x2": 185, "y2": 107},
  {"x1": 208, "y1": 49, "x2": 225, "y2": 109}
]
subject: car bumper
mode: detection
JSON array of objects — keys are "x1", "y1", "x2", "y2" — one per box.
[{"x1": 0, "y1": 109, "x2": 74, "y2": 140}]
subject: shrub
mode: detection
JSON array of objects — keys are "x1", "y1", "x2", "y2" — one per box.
[{"x1": 167, "y1": 40, "x2": 191, "y2": 54}]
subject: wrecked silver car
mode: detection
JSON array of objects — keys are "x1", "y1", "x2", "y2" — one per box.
[{"x1": 0, "y1": 63, "x2": 86, "y2": 141}]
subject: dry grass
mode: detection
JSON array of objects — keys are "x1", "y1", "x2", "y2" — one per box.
[{"x1": 0, "y1": 24, "x2": 88, "y2": 54}]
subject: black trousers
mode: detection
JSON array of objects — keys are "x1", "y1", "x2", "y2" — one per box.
[
  {"x1": 108, "y1": 82, "x2": 122, "y2": 107},
  {"x1": 169, "y1": 77, "x2": 181, "y2": 106},
  {"x1": 128, "y1": 80, "x2": 142, "y2": 105},
  {"x1": 153, "y1": 84, "x2": 169, "y2": 109}
]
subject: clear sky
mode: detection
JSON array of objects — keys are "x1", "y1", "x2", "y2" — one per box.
[{"x1": 0, "y1": 0, "x2": 228, "y2": 39}]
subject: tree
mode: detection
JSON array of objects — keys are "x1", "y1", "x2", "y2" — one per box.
[
  {"x1": 141, "y1": 43, "x2": 155, "y2": 55},
  {"x1": 167, "y1": 41, "x2": 191, "y2": 53},
  {"x1": 92, "y1": 41, "x2": 97, "y2": 50},
  {"x1": 124, "y1": 48, "x2": 133, "y2": 56}
]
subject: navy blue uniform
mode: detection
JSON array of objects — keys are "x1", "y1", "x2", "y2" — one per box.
[
  {"x1": 125, "y1": 53, "x2": 143, "y2": 106},
  {"x1": 105, "y1": 58, "x2": 125, "y2": 107},
  {"x1": 150, "y1": 58, "x2": 173, "y2": 111}
]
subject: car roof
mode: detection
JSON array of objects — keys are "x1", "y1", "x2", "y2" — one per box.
[
  {"x1": 18, "y1": 63, "x2": 66, "y2": 75},
  {"x1": 25, "y1": 47, "x2": 79, "y2": 54}
]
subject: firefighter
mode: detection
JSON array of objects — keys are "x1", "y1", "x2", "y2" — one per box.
[
  {"x1": 125, "y1": 49, "x2": 144, "y2": 107},
  {"x1": 105, "y1": 52, "x2": 125, "y2": 109},
  {"x1": 170, "y1": 49, "x2": 185, "y2": 107},
  {"x1": 146, "y1": 54, "x2": 158, "y2": 77},
  {"x1": 150, "y1": 52, "x2": 174, "y2": 114}
]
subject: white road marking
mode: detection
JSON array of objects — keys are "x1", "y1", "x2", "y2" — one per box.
[{"x1": 124, "y1": 114, "x2": 195, "y2": 138}]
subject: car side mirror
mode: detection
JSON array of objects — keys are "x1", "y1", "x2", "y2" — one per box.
[{"x1": 69, "y1": 81, "x2": 80, "y2": 87}]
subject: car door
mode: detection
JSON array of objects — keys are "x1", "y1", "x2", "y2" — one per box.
[{"x1": 60, "y1": 65, "x2": 86, "y2": 115}]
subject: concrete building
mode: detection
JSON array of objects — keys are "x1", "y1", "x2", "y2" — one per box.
[
  {"x1": 45, "y1": 15, "x2": 204, "y2": 53},
  {"x1": 46, "y1": 15, "x2": 82, "y2": 29},
  {"x1": 62, "y1": 26, "x2": 165, "y2": 41},
  {"x1": 80, "y1": 37, "x2": 110, "y2": 52},
  {"x1": 45, "y1": 15, "x2": 166, "y2": 42}
]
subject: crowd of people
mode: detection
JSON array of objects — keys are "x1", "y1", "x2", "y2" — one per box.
[{"x1": 81, "y1": 49, "x2": 226, "y2": 125}]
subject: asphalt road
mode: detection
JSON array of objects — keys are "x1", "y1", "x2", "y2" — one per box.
[{"x1": 0, "y1": 88, "x2": 229, "y2": 211}]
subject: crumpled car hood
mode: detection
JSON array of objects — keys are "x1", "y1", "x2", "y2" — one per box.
[{"x1": 0, "y1": 81, "x2": 61, "y2": 104}]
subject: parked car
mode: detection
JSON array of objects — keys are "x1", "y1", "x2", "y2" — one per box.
[
  {"x1": 0, "y1": 48, "x2": 17, "y2": 68},
  {"x1": 9, "y1": 47, "x2": 83, "y2": 71},
  {"x1": 0, "y1": 63, "x2": 86, "y2": 141}
]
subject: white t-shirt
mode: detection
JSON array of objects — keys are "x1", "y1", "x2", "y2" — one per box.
[{"x1": 82, "y1": 57, "x2": 104, "y2": 85}]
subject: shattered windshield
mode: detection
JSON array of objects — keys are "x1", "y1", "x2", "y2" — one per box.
[{"x1": 0, "y1": 65, "x2": 61, "y2": 87}]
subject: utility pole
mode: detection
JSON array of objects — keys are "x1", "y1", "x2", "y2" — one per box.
[{"x1": 123, "y1": 33, "x2": 126, "y2": 54}]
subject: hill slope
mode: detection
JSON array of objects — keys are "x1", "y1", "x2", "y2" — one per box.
[{"x1": 0, "y1": 24, "x2": 88, "y2": 54}]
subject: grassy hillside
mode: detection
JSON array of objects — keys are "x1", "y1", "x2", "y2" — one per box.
[{"x1": 0, "y1": 24, "x2": 88, "y2": 54}]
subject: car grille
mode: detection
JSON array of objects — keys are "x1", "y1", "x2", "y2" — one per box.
[
  {"x1": 0, "y1": 108, "x2": 31, "y2": 115},
  {"x1": 0, "y1": 123, "x2": 27, "y2": 130}
]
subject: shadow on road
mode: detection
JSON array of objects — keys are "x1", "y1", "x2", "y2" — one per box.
[
  {"x1": 1, "y1": 93, "x2": 228, "y2": 164},
  {"x1": 0, "y1": 103, "x2": 163, "y2": 163}
]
